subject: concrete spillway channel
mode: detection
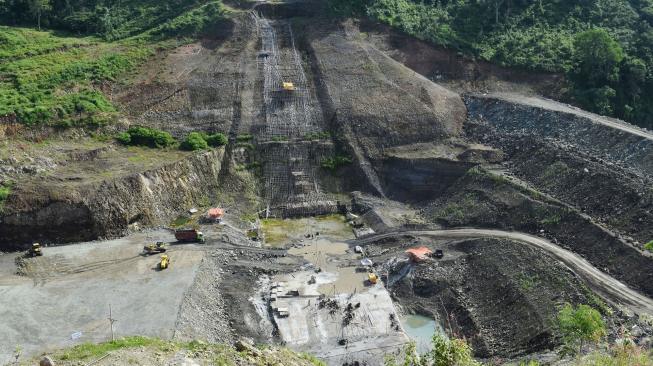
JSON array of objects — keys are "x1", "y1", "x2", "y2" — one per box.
[{"x1": 254, "y1": 13, "x2": 337, "y2": 217}]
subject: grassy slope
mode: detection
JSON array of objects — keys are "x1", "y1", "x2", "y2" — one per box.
[
  {"x1": 0, "y1": 1, "x2": 229, "y2": 127},
  {"x1": 21, "y1": 336, "x2": 325, "y2": 366}
]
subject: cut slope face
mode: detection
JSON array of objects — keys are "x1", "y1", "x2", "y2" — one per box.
[
  {"x1": 300, "y1": 20, "x2": 467, "y2": 196},
  {"x1": 305, "y1": 22, "x2": 466, "y2": 157},
  {"x1": 466, "y1": 93, "x2": 653, "y2": 178},
  {"x1": 255, "y1": 14, "x2": 336, "y2": 216}
]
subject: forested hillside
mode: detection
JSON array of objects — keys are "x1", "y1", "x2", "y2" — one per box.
[
  {"x1": 0, "y1": 0, "x2": 227, "y2": 126},
  {"x1": 330, "y1": 0, "x2": 653, "y2": 129}
]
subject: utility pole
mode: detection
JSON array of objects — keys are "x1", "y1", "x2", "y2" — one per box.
[{"x1": 108, "y1": 305, "x2": 117, "y2": 341}]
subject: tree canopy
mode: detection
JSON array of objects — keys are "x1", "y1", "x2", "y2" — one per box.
[{"x1": 329, "y1": 0, "x2": 653, "y2": 129}]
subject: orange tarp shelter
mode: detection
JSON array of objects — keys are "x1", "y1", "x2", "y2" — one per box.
[
  {"x1": 207, "y1": 208, "x2": 225, "y2": 220},
  {"x1": 406, "y1": 247, "x2": 432, "y2": 262}
]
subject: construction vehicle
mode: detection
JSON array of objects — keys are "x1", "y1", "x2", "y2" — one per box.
[
  {"x1": 27, "y1": 243, "x2": 43, "y2": 257},
  {"x1": 433, "y1": 249, "x2": 444, "y2": 259},
  {"x1": 143, "y1": 242, "x2": 167, "y2": 255},
  {"x1": 206, "y1": 208, "x2": 224, "y2": 223},
  {"x1": 282, "y1": 82, "x2": 295, "y2": 91},
  {"x1": 368, "y1": 272, "x2": 378, "y2": 285},
  {"x1": 175, "y1": 228, "x2": 205, "y2": 243},
  {"x1": 159, "y1": 254, "x2": 170, "y2": 270}
]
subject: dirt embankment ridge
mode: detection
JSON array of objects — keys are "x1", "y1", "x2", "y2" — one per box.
[
  {"x1": 0, "y1": 148, "x2": 225, "y2": 250},
  {"x1": 465, "y1": 93, "x2": 653, "y2": 178}
]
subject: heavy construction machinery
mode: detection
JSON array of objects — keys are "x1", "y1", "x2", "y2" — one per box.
[
  {"x1": 143, "y1": 242, "x2": 167, "y2": 255},
  {"x1": 175, "y1": 228, "x2": 205, "y2": 243},
  {"x1": 27, "y1": 243, "x2": 43, "y2": 257},
  {"x1": 159, "y1": 254, "x2": 170, "y2": 270},
  {"x1": 367, "y1": 272, "x2": 378, "y2": 285},
  {"x1": 282, "y1": 82, "x2": 295, "y2": 91}
]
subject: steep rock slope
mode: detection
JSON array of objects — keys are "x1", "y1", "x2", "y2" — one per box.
[
  {"x1": 302, "y1": 20, "x2": 467, "y2": 195},
  {"x1": 0, "y1": 148, "x2": 224, "y2": 250}
]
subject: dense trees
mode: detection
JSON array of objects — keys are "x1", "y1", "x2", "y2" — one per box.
[
  {"x1": 331, "y1": 0, "x2": 653, "y2": 129},
  {"x1": 0, "y1": 0, "x2": 222, "y2": 40}
]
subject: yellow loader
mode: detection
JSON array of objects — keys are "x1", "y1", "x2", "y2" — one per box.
[{"x1": 159, "y1": 254, "x2": 170, "y2": 270}]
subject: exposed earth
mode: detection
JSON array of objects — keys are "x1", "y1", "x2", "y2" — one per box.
[{"x1": 2, "y1": 0, "x2": 653, "y2": 365}]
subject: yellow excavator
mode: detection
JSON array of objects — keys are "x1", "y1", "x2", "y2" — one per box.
[
  {"x1": 27, "y1": 243, "x2": 43, "y2": 257},
  {"x1": 159, "y1": 254, "x2": 170, "y2": 270},
  {"x1": 282, "y1": 82, "x2": 295, "y2": 91},
  {"x1": 143, "y1": 242, "x2": 167, "y2": 255},
  {"x1": 368, "y1": 272, "x2": 378, "y2": 285}
]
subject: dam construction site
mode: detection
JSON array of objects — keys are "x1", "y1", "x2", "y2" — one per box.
[{"x1": 1, "y1": 0, "x2": 653, "y2": 365}]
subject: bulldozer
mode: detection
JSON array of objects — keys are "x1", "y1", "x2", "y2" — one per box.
[
  {"x1": 27, "y1": 243, "x2": 43, "y2": 257},
  {"x1": 143, "y1": 242, "x2": 167, "y2": 255},
  {"x1": 159, "y1": 254, "x2": 170, "y2": 270}
]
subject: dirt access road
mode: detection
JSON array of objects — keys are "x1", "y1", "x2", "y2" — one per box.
[
  {"x1": 0, "y1": 230, "x2": 204, "y2": 364},
  {"x1": 355, "y1": 229, "x2": 653, "y2": 315}
]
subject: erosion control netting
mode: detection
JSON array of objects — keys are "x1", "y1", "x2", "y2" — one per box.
[{"x1": 255, "y1": 14, "x2": 335, "y2": 217}]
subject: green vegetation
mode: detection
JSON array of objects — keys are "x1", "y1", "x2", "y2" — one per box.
[
  {"x1": 558, "y1": 303, "x2": 607, "y2": 355},
  {"x1": 518, "y1": 273, "x2": 539, "y2": 292},
  {"x1": 181, "y1": 132, "x2": 209, "y2": 151},
  {"x1": 236, "y1": 134, "x2": 253, "y2": 142},
  {"x1": 0, "y1": 182, "x2": 11, "y2": 210},
  {"x1": 329, "y1": 0, "x2": 653, "y2": 129},
  {"x1": 645, "y1": 240, "x2": 653, "y2": 252},
  {"x1": 205, "y1": 132, "x2": 228, "y2": 147},
  {"x1": 304, "y1": 131, "x2": 331, "y2": 141},
  {"x1": 321, "y1": 155, "x2": 352, "y2": 172},
  {"x1": 0, "y1": 0, "x2": 227, "y2": 41},
  {"x1": 540, "y1": 213, "x2": 562, "y2": 226},
  {"x1": 59, "y1": 336, "x2": 171, "y2": 361},
  {"x1": 116, "y1": 126, "x2": 176, "y2": 148},
  {"x1": 384, "y1": 335, "x2": 480, "y2": 366},
  {"x1": 30, "y1": 336, "x2": 326, "y2": 366},
  {"x1": 0, "y1": 0, "x2": 228, "y2": 126},
  {"x1": 171, "y1": 215, "x2": 191, "y2": 227}
]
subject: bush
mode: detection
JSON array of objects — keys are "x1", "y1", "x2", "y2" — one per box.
[
  {"x1": 205, "y1": 132, "x2": 228, "y2": 147},
  {"x1": 116, "y1": 126, "x2": 176, "y2": 148},
  {"x1": 558, "y1": 303, "x2": 606, "y2": 355},
  {"x1": 236, "y1": 134, "x2": 253, "y2": 143},
  {"x1": 321, "y1": 155, "x2": 352, "y2": 172},
  {"x1": 181, "y1": 132, "x2": 209, "y2": 151},
  {"x1": 645, "y1": 241, "x2": 653, "y2": 252},
  {"x1": 384, "y1": 334, "x2": 480, "y2": 366},
  {"x1": 0, "y1": 184, "x2": 10, "y2": 202},
  {"x1": 116, "y1": 132, "x2": 131, "y2": 145}
]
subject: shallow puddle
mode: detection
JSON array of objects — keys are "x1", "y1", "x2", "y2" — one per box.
[
  {"x1": 261, "y1": 214, "x2": 353, "y2": 247},
  {"x1": 401, "y1": 314, "x2": 445, "y2": 353}
]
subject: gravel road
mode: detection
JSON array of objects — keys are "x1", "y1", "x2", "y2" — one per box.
[{"x1": 355, "y1": 229, "x2": 653, "y2": 315}]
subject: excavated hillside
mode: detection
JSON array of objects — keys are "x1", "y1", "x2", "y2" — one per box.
[{"x1": 2, "y1": 0, "x2": 653, "y2": 363}]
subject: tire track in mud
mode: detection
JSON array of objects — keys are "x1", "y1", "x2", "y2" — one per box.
[{"x1": 354, "y1": 229, "x2": 653, "y2": 315}]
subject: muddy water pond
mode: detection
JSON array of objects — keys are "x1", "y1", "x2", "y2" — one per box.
[{"x1": 401, "y1": 314, "x2": 444, "y2": 353}]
